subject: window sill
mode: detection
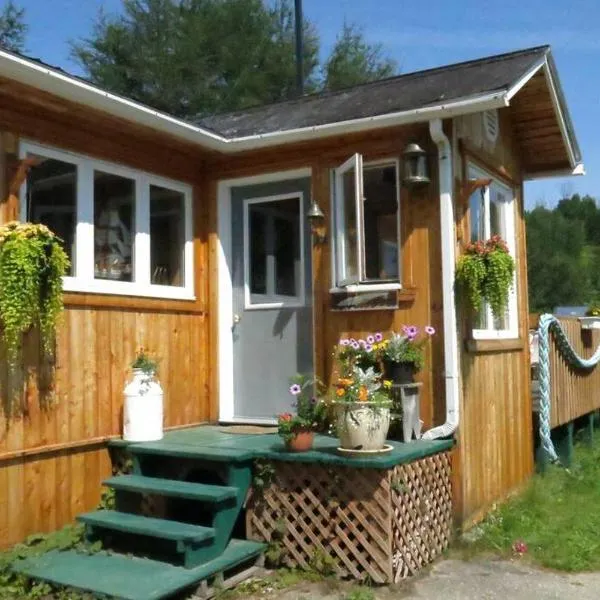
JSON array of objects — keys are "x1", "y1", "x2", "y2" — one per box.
[
  {"x1": 329, "y1": 285, "x2": 416, "y2": 312},
  {"x1": 465, "y1": 338, "x2": 524, "y2": 353},
  {"x1": 63, "y1": 278, "x2": 195, "y2": 302}
]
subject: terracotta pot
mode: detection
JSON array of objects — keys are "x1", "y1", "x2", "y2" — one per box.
[
  {"x1": 285, "y1": 430, "x2": 314, "y2": 452},
  {"x1": 334, "y1": 401, "x2": 391, "y2": 451}
]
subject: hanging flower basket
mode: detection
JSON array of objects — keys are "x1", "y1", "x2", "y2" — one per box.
[
  {"x1": 0, "y1": 221, "x2": 69, "y2": 368},
  {"x1": 455, "y1": 235, "x2": 515, "y2": 319}
]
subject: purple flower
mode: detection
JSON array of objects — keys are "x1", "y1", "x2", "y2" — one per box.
[
  {"x1": 364, "y1": 344, "x2": 374, "y2": 352},
  {"x1": 405, "y1": 325, "x2": 418, "y2": 340},
  {"x1": 425, "y1": 325, "x2": 436, "y2": 336},
  {"x1": 339, "y1": 338, "x2": 351, "y2": 346},
  {"x1": 358, "y1": 339, "x2": 366, "y2": 348},
  {"x1": 349, "y1": 338, "x2": 357, "y2": 345},
  {"x1": 289, "y1": 383, "x2": 302, "y2": 396},
  {"x1": 311, "y1": 397, "x2": 318, "y2": 404},
  {"x1": 366, "y1": 335, "x2": 375, "y2": 345},
  {"x1": 374, "y1": 332, "x2": 383, "y2": 342},
  {"x1": 351, "y1": 341, "x2": 360, "y2": 350}
]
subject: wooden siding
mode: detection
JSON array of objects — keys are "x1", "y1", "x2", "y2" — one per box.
[
  {"x1": 0, "y1": 86, "x2": 214, "y2": 548},
  {"x1": 547, "y1": 317, "x2": 600, "y2": 428},
  {"x1": 454, "y1": 109, "x2": 534, "y2": 525}
]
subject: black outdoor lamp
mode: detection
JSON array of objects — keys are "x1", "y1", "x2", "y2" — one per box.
[{"x1": 402, "y1": 143, "x2": 430, "y2": 187}]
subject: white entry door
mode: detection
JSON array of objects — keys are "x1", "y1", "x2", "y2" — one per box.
[{"x1": 227, "y1": 177, "x2": 313, "y2": 422}]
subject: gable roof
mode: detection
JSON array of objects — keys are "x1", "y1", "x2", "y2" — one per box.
[
  {"x1": 197, "y1": 46, "x2": 550, "y2": 138},
  {"x1": 0, "y1": 45, "x2": 582, "y2": 175}
]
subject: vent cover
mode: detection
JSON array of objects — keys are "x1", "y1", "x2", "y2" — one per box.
[{"x1": 483, "y1": 109, "x2": 499, "y2": 144}]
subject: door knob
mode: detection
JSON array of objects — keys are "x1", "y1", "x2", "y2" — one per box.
[{"x1": 233, "y1": 314, "x2": 241, "y2": 325}]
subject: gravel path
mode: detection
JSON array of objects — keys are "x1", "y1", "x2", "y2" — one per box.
[{"x1": 242, "y1": 559, "x2": 600, "y2": 599}]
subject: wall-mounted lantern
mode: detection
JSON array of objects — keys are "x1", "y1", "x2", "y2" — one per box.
[{"x1": 402, "y1": 143, "x2": 430, "y2": 187}]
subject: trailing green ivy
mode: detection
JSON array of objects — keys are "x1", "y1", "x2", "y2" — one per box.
[
  {"x1": 455, "y1": 235, "x2": 515, "y2": 319},
  {"x1": 0, "y1": 222, "x2": 69, "y2": 369}
]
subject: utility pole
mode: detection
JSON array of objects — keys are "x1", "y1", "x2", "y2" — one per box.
[{"x1": 294, "y1": 0, "x2": 304, "y2": 96}]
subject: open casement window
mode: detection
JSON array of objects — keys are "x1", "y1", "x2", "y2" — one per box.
[
  {"x1": 20, "y1": 140, "x2": 194, "y2": 300},
  {"x1": 333, "y1": 153, "x2": 400, "y2": 288},
  {"x1": 468, "y1": 164, "x2": 518, "y2": 339}
]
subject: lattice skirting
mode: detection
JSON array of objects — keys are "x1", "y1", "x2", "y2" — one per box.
[{"x1": 246, "y1": 451, "x2": 453, "y2": 583}]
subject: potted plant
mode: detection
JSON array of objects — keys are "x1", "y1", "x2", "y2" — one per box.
[
  {"x1": 277, "y1": 375, "x2": 325, "y2": 452},
  {"x1": 123, "y1": 347, "x2": 164, "y2": 442},
  {"x1": 382, "y1": 325, "x2": 435, "y2": 384},
  {"x1": 335, "y1": 333, "x2": 384, "y2": 374},
  {"x1": 333, "y1": 365, "x2": 392, "y2": 452},
  {"x1": 455, "y1": 235, "x2": 515, "y2": 319}
]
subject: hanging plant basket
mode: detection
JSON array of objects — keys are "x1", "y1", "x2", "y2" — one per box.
[
  {"x1": 455, "y1": 235, "x2": 515, "y2": 319},
  {"x1": 0, "y1": 221, "x2": 70, "y2": 369}
]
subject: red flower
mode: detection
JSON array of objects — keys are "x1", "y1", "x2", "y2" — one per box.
[
  {"x1": 512, "y1": 540, "x2": 528, "y2": 555},
  {"x1": 278, "y1": 413, "x2": 292, "y2": 422}
]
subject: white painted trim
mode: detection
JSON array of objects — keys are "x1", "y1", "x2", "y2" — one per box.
[
  {"x1": 329, "y1": 282, "x2": 402, "y2": 293},
  {"x1": 0, "y1": 48, "x2": 510, "y2": 153},
  {"x1": 542, "y1": 58, "x2": 577, "y2": 168},
  {"x1": 524, "y1": 163, "x2": 585, "y2": 180},
  {"x1": 217, "y1": 168, "x2": 312, "y2": 423},
  {"x1": 242, "y1": 192, "x2": 305, "y2": 310},
  {"x1": 505, "y1": 56, "x2": 546, "y2": 101},
  {"x1": 19, "y1": 139, "x2": 194, "y2": 300}
]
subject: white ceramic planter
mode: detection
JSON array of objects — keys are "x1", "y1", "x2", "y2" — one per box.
[
  {"x1": 123, "y1": 369, "x2": 164, "y2": 442},
  {"x1": 335, "y1": 401, "x2": 391, "y2": 451}
]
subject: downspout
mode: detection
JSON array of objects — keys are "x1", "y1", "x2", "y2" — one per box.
[{"x1": 422, "y1": 118, "x2": 460, "y2": 440}]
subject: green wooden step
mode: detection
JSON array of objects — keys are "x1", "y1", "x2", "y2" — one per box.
[
  {"x1": 128, "y1": 441, "x2": 255, "y2": 462},
  {"x1": 78, "y1": 510, "x2": 215, "y2": 544},
  {"x1": 14, "y1": 540, "x2": 265, "y2": 600},
  {"x1": 104, "y1": 474, "x2": 238, "y2": 503}
]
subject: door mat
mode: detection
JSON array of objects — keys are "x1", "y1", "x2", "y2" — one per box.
[{"x1": 219, "y1": 425, "x2": 278, "y2": 435}]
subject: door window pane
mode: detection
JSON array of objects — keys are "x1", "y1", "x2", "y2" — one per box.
[
  {"x1": 249, "y1": 209, "x2": 267, "y2": 295},
  {"x1": 150, "y1": 185, "x2": 185, "y2": 286},
  {"x1": 26, "y1": 156, "x2": 77, "y2": 275},
  {"x1": 363, "y1": 164, "x2": 399, "y2": 280},
  {"x1": 94, "y1": 171, "x2": 135, "y2": 281},
  {"x1": 470, "y1": 187, "x2": 485, "y2": 242},
  {"x1": 247, "y1": 197, "x2": 301, "y2": 305}
]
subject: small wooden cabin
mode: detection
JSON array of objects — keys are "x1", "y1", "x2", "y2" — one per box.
[{"x1": 0, "y1": 44, "x2": 582, "y2": 546}]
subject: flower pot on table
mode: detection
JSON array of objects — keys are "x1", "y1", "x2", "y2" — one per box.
[{"x1": 334, "y1": 401, "x2": 391, "y2": 451}]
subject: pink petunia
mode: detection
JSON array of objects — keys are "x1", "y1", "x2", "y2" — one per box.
[
  {"x1": 406, "y1": 325, "x2": 418, "y2": 339},
  {"x1": 339, "y1": 338, "x2": 351, "y2": 346},
  {"x1": 374, "y1": 332, "x2": 383, "y2": 342},
  {"x1": 289, "y1": 384, "x2": 302, "y2": 396},
  {"x1": 425, "y1": 326, "x2": 436, "y2": 336},
  {"x1": 366, "y1": 335, "x2": 375, "y2": 345}
]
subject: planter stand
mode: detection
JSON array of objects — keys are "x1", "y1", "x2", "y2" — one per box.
[{"x1": 395, "y1": 383, "x2": 423, "y2": 443}]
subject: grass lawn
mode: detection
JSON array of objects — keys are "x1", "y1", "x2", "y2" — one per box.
[{"x1": 461, "y1": 437, "x2": 600, "y2": 571}]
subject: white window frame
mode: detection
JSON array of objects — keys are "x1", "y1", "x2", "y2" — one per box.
[
  {"x1": 468, "y1": 163, "x2": 519, "y2": 340},
  {"x1": 243, "y1": 192, "x2": 306, "y2": 310},
  {"x1": 331, "y1": 154, "x2": 402, "y2": 291},
  {"x1": 19, "y1": 140, "x2": 194, "y2": 300}
]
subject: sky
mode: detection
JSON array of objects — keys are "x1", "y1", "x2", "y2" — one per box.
[{"x1": 19, "y1": 0, "x2": 600, "y2": 208}]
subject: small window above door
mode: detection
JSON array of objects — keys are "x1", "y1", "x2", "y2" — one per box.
[{"x1": 332, "y1": 154, "x2": 401, "y2": 289}]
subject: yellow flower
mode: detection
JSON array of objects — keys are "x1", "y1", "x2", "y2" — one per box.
[
  {"x1": 383, "y1": 380, "x2": 392, "y2": 389},
  {"x1": 336, "y1": 387, "x2": 345, "y2": 397},
  {"x1": 358, "y1": 386, "x2": 368, "y2": 402}
]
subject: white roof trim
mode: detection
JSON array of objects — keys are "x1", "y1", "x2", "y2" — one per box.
[
  {"x1": 0, "y1": 47, "x2": 579, "y2": 165},
  {"x1": 505, "y1": 56, "x2": 546, "y2": 101},
  {"x1": 524, "y1": 163, "x2": 585, "y2": 181}
]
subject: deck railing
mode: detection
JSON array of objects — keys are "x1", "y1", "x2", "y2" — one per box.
[{"x1": 532, "y1": 316, "x2": 600, "y2": 428}]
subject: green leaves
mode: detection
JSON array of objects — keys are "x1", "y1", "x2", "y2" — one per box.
[
  {"x1": 455, "y1": 240, "x2": 514, "y2": 319},
  {"x1": 0, "y1": 222, "x2": 69, "y2": 389}
]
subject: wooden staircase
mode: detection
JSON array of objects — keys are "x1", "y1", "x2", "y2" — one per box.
[{"x1": 15, "y1": 442, "x2": 264, "y2": 600}]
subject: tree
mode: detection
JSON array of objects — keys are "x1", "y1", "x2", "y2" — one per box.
[
  {"x1": 323, "y1": 22, "x2": 397, "y2": 91},
  {"x1": 0, "y1": 1, "x2": 27, "y2": 53},
  {"x1": 72, "y1": 0, "x2": 397, "y2": 118}
]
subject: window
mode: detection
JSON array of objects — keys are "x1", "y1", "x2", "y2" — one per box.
[
  {"x1": 21, "y1": 141, "x2": 193, "y2": 300},
  {"x1": 468, "y1": 164, "x2": 518, "y2": 339},
  {"x1": 332, "y1": 154, "x2": 400, "y2": 288},
  {"x1": 244, "y1": 194, "x2": 304, "y2": 308}
]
